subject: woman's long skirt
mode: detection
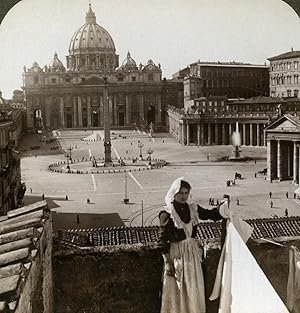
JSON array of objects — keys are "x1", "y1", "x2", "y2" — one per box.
[{"x1": 160, "y1": 238, "x2": 206, "y2": 313}]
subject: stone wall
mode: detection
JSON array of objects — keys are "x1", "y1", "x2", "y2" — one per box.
[{"x1": 52, "y1": 239, "x2": 300, "y2": 313}]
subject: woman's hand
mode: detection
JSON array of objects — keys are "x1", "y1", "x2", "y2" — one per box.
[{"x1": 165, "y1": 261, "x2": 175, "y2": 277}]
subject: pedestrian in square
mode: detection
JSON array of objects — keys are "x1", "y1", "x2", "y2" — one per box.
[
  {"x1": 286, "y1": 192, "x2": 289, "y2": 199},
  {"x1": 269, "y1": 191, "x2": 272, "y2": 198},
  {"x1": 270, "y1": 200, "x2": 273, "y2": 208},
  {"x1": 285, "y1": 208, "x2": 289, "y2": 217}
]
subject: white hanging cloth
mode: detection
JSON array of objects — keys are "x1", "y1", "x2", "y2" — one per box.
[{"x1": 215, "y1": 222, "x2": 290, "y2": 313}]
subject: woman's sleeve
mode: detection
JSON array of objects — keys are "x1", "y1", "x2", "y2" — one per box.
[
  {"x1": 197, "y1": 205, "x2": 224, "y2": 221},
  {"x1": 156, "y1": 211, "x2": 171, "y2": 253}
]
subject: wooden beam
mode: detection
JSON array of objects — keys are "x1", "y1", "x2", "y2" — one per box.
[
  {"x1": 0, "y1": 238, "x2": 33, "y2": 255},
  {"x1": 0, "y1": 248, "x2": 29, "y2": 267},
  {"x1": 0, "y1": 228, "x2": 36, "y2": 245},
  {"x1": 7, "y1": 201, "x2": 47, "y2": 218},
  {"x1": 0, "y1": 210, "x2": 45, "y2": 227},
  {"x1": 0, "y1": 275, "x2": 19, "y2": 295},
  {"x1": 0, "y1": 263, "x2": 22, "y2": 279},
  {"x1": 0, "y1": 218, "x2": 43, "y2": 236}
]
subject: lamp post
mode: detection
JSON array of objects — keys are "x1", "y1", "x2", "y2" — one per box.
[
  {"x1": 147, "y1": 147, "x2": 154, "y2": 165},
  {"x1": 65, "y1": 145, "x2": 73, "y2": 172},
  {"x1": 138, "y1": 141, "x2": 144, "y2": 160},
  {"x1": 123, "y1": 171, "x2": 129, "y2": 204}
]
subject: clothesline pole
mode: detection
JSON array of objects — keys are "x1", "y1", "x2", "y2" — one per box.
[{"x1": 260, "y1": 238, "x2": 285, "y2": 247}]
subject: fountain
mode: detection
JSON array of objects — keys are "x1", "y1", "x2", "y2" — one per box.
[{"x1": 228, "y1": 122, "x2": 251, "y2": 162}]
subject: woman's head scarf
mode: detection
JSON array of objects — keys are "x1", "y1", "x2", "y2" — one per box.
[{"x1": 165, "y1": 176, "x2": 186, "y2": 207}]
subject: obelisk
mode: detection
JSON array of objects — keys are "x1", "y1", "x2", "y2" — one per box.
[{"x1": 103, "y1": 77, "x2": 112, "y2": 164}]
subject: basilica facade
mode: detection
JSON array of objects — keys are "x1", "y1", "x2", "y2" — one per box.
[{"x1": 23, "y1": 5, "x2": 183, "y2": 132}]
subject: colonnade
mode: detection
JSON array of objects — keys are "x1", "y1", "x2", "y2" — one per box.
[{"x1": 169, "y1": 118, "x2": 267, "y2": 147}]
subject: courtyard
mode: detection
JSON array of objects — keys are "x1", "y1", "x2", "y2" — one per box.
[{"x1": 20, "y1": 129, "x2": 300, "y2": 229}]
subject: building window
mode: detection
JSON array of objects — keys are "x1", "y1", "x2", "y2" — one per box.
[
  {"x1": 209, "y1": 101, "x2": 212, "y2": 107},
  {"x1": 118, "y1": 76, "x2": 124, "y2": 81},
  {"x1": 132, "y1": 76, "x2": 136, "y2": 82},
  {"x1": 294, "y1": 75, "x2": 299, "y2": 84},
  {"x1": 65, "y1": 77, "x2": 71, "y2": 82},
  {"x1": 294, "y1": 89, "x2": 299, "y2": 97},
  {"x1": 295, "y1": 61, "x2": 298, "y2": 70},
  {"x1": 51, "y1": 78, "x2": 57, "y2": 83},
  {"x1": 287, "y1": 62, "x2": 291, "y2": 70},
  {"x1": 82, "y1": 78, "x2": 85, "y2": 82},
  {"x1": 34, "y1": 76, "x2": 39, "y2": 84},
  {"x1": 287, "y1": 90, "x2": 292, "y2": 97},
  {"x1": 148, "y1": 73, "x2": 154, "y2": 81}
]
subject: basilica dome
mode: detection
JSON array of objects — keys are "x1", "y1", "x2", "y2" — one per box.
[{"x1": 67, "y1": 4, "x2": 119, "y2": 71}]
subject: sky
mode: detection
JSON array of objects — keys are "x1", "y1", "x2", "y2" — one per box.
[{"x1": 0, "y1": 0, "x2": 300, "y2": 98}]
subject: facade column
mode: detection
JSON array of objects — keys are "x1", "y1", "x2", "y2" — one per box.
[
  {"x1": 242, "y1": 123, "x2": 246, "y2": 146},
  {"x1": 59, "y1": 97, "x2": 65, "y2": 128},
  {"x1": 208, "y1": 123, "x2": 211, "y2": 145},
  {"x1": 263, "y1": 124, "x2": 266, "y2": 146},
  {"x1": 294, "y1": 141, "x2": 298, "y2": 183},
  {"x1": 249, "y1": 124, "x2": 253, "y2": 146},
  {"x1": 87, "y1": 96, "x2": 92, "y2": 127},
  {"x1": 186, "y1": 123, "x2": 190, "y2": 145},
  {"x1": 139, "y1": 95, "x2": 144, "y2": 121},
  {"x1": 125, "y1": 94, "x2": 130, "y2": 125},
  {"x1": 222, "y1": 123, "x2": 226, "y2": 145},
  {"x1": 73, "y1": 96, "x2": 77, "y2": 128},
  {"x1": 257, "y1": 124, "x2": 260, "y2": 146},
  {"x1": 45, "y1": 97, "x2": 51, "y2": 128},
  {"x1": 298, "y1": 147, "x2": 300, "y2": 185},
  {"x1": 156, "y1": 94, "x2": 162, "y2": 124},
  {"x1": 113, "y1": 95, "x2": 118, "y2": 125},
  {"x1": 197, "y1": 124, "x2": 200, "y2": 146},
  {"x1": 228, "y1": 123, "x2": 232, "y2": 145},
  {"x1": 100, "y1": 95, "x2": 104, "y2": 126},
  {"x1": 200, "y1": 123, "x2": 204, "y2": 145},
  {"x1": 215, "y1": 124, "x2": 218, "y2": 145},
  {"x1": 277, "y1": 140, "x2": 282, "y2": 180},
  {"x1": 77, "y1": 96, "x2": 83, "y2": 127}
]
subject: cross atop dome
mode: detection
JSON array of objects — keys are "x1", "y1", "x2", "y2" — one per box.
[{"x1": 86, "y1": 3, "x2": 96, "y2": 24}]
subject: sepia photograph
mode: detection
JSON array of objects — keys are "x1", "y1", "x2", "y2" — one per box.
[{"x1": 0, "y1": 0, "x2": 300, "y2": 312}]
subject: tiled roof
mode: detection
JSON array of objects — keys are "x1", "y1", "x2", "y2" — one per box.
[
  {"x1": 55, "y1": 216, "x2": 300, "y2": 247},
  {"x1": 268, "y1": 50, "x2": 300, "y2": 61},
  {"x1": 0, "y1": 201, "x2": 49, "y2": 312}
]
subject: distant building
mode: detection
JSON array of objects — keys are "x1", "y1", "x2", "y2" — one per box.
[
  {"x1": 23, "y1": 5, "x2": 183, "y2": 132},
  {"x1": 168, "y1": 96, "x2": 300, "y2": 146},
  {"x1": 268, "y1": 49, "x2": 300, "y2": 99},
  {"x1": 172, "y1": 60, "x2": 269, "y2": 107}
]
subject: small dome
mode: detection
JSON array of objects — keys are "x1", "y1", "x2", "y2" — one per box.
[
  {"x1": 31, "y1": 61, "x2": 42, "y2": 72},
  {"x1": 121, "y1": 52, "x2": 137, "y2": 69},
  {"x1": 49, "y1": 52, "x2": 65, "y2": 71}
]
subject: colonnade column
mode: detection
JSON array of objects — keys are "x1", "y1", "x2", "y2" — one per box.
[
  {"x1": 179, "y1": 124, "x2": 182, "y2": 143},
  {"x1": 249, "y1": 124, "x2": 253, "y2": 146},
  {"x1": 182, "y1": 122, "x2": 186, "y2": 145},
  {"x1": 228, "y1": 123, "x2": 232, "y2": 145},
  {"x1": 257, "y1": 124, "x2": 260, "y2": 146},
  {"x1": 197, "y1": 124, "x2": 200, "y2": 146},
  {"x1": 208, "y1": 123, "x2": 211, "y2": 145},
  {"x1": 298, "y1": 146, "x2": 300, "y2": 185},
  {"x1": 73, "y1": 96, "x2": 77, "y2": 128},
  {"x1": 293, "y1": 141, "x2": 297, "y2": 183},
  {"x1": 242, "y1": 123, "x2": 246, "y2": 146},
  {"x1": 59, "y1": 97, "x2": 65, "y2": 128},
  {"x1": 77, "y1": 96, "x2": 83, "y2": 127},
  {"x1": 87, "y1": 96, "x2": 92, "y2": 127},
  {"x1": 222, "y1": 124, "x2": 226, "y2": 145},
  {"x1": 100, "y1": 95, "x2": 104, "y2": 126},
  {"x1": 263, "y1": 125, "x2": 266, "y2": 146},
  {"x1": 277, "y1": 140, "x2": 282, "y2": 180},
  {"x1": 200, "y1": 124, "x2": 204, "y2": 145},
  {"x1": 186, "y1": 124, "x2": 190, "y2": 145},
  {"x1": 215, "y1": 124, "x2": 218, "y2": 145}
]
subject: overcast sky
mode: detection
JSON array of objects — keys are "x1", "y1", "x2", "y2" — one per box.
[{"x1": 0, "y1": 0, "x2": 299, "y2": 98}]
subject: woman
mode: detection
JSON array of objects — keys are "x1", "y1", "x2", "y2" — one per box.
[{"x1": 157, "y1": 177, "x2": 226, "y2": 313}]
